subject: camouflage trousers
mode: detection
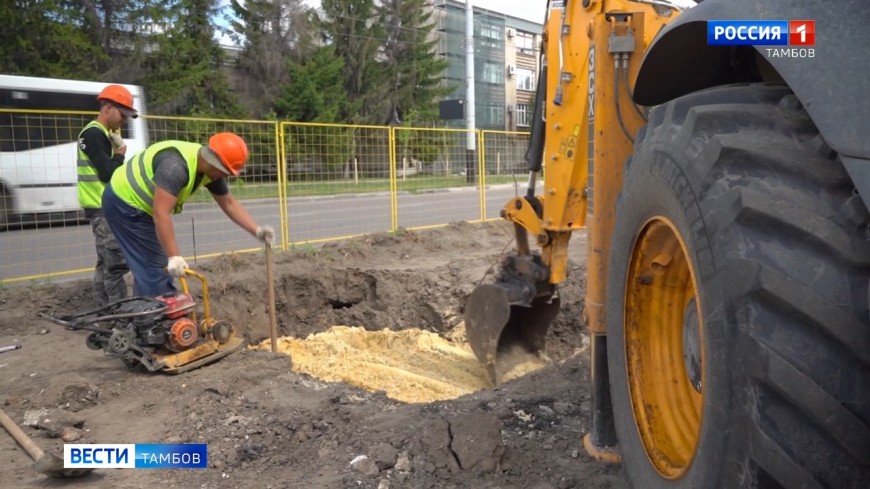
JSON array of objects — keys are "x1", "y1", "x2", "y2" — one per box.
[{"x1": 91, "y1": 213, "x2": 129, "y2": 306}]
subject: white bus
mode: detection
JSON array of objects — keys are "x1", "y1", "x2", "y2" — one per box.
[{"x1": 0, "y1": 75, "x2": 149, "y2": 226}]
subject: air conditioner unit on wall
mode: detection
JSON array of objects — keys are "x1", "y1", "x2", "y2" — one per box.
[
  {"x1": 507, "y1": 64, "x2": 516, "y2": 76},
  {"x1": 507, "y1": 104, "x2": 515, "y2": 112},
  {"x1": 507, "y1": 28, "x2": 516, "y2": 38}
]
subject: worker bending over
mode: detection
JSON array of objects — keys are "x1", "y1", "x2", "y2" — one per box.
[{"x1": 102, "y1": 132, "x2": 274, "y2": 296}]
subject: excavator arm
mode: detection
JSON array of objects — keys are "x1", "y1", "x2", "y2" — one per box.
[{"x1": 465, "y1": 0, "x2": 679, "y2": 385}]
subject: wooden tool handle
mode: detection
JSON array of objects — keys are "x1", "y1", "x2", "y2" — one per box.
[
  {"x1": 265, "y1": 242, "x2": 278, "y2": 353},
  {"x1": 0, "y1": 407, "x2": 45, "y2": 461}
]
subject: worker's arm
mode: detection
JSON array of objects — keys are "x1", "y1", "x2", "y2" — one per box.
[
  {"x1": 79, "y1": 126, "x2": 125, "y2": 182},
  {"x1": 151, "y1": 150, "x2": 191, "y2": 258},
  {"x1": 211, "y1": 191, "x2": 258, "y2": 236},
  {"x1": 206, "y1": 181, "x2": 274, "y2": 243},
  {"x1": 152, "y1": 187, "x2": 181, "y2": 257}
]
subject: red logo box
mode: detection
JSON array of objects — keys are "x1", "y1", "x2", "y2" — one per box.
[{"x1": 789, "y1": 20, "x2": 815, "y2": 46}]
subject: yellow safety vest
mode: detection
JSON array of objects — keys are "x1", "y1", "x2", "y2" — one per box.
[
  {"x1": 77, "y1": 121, "x2": 113, "y2": 209},
  {"x1": 110, "y1": 141, "x2": 212, "y2": 216}
]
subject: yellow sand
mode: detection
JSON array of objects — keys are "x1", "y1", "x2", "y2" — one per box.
[{"x1": 252, "y1": 324, "x2": 548, "y2": 403}]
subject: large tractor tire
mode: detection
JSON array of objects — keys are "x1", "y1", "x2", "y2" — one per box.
[{"x1": 606, "y1": 84, "x2": 870, "y2": 489}]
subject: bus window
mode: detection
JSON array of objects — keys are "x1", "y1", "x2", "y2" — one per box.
[{"x1": 0, "y1": 88, "x2": 136, "y2": 153}]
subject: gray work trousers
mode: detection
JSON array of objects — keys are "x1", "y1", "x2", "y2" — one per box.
[{"x1": 90, "y1": 212, "x2": 129, "y2": 306}]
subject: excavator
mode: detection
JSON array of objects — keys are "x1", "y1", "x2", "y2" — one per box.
[{"x1": 464, "y1": 0, "x2": 869, "y2": 487}]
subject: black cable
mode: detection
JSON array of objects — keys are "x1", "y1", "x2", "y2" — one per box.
[
  {"x1": 614, "y1": 64, "x2": 634, "y2": 143},
  {"x1": 622, "y1": 60, "x2": 648, "y2": 121}
]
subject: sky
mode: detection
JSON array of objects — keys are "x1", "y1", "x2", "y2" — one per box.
[{"x1": 469, "y1": 0, "x2": 546, "y2": 24}]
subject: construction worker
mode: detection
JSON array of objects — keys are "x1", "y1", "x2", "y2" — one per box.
[
  {"x1": 101, "y1": 132, "x2": 274, "y2": 297},
  {"x1": 78, "y1": 84, "x2": 137, "y2": 306}
]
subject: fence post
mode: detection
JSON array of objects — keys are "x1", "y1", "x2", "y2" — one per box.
[
  {"x1": 478, "y1": 129, "x2": 486, "y2": 222},
  {"x1": 276, "y1": 121, "x2": 289, "y2": 250},
  {"x1": 389, "y1": 127, "x2": 399, "y2": 231},
  {"x1": 353, "y1": 157, "x2": 359, "y2": 184}
]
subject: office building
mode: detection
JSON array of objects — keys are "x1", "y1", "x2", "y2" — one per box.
[{"x1": 431, "y1": 0, "x2": 544, "y2": 131}]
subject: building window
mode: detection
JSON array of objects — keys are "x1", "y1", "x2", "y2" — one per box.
[
  {"x1": 516, "y1": 31, "x2": 535, "y2": 51},
  {"x1": 479, "y1": 22, "x2": 503, "y2": 40},
  {"x1": 517, "y1": 68, "x2": 535, "y2": 91},
  {"x1": 482, "y1": 62, "x2": 503, "y2": 84},
  {"x1": 516, "y1": 104, "x2": 530, "y2": 127},
  {"x1": 481, "y1": 105, "x2": 504, "y2": 126}
]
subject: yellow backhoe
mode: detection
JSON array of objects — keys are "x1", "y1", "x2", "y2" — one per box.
[{"x1": 465, "y1": 0, "x2": 870, "y2": 487}]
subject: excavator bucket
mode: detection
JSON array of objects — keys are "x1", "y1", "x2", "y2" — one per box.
[{"x1": 465, "y1": 283, "x2": 560, "y2": 384}]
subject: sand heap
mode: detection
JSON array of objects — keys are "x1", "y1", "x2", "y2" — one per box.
[{"x1": 254, "y1": 325, "x2": 548, "y2": 403}]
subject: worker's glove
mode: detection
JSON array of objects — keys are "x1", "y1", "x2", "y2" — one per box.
[
  {"x1": 108, "y1": 130, "x2": 126, "y2": 151},
  {"x1": 166, "y1": 256, "x2": 189, "y2": 278},
  {"x1": 255, "y1": 225, "x2": 275, "y2": 244}
]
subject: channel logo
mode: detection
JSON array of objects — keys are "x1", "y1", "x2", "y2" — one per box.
[
  {"x1": 789, "y1": 20, "x2": 814, "y2": 46},
  {"x1": 707, "y1": 20, "x2": 815, "y2": 46},
  {"x1": 63, "y1": 443, "x2": 208, "y2": 469}
]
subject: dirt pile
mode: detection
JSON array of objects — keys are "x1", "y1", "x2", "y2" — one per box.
[{"x1": 0, "y1": 222, "x2": 625, "y2": 489}]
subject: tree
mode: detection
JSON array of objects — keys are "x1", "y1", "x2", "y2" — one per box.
[
  {"x1": 316, "y1": 0, "x2": 451, "y2": 176},
  {"x1": 274, "y1": 45, "x2": 352, "y2": 176},
  {"x1": 142, "y1": 0, "x2": 243, "y2": 117},
  {"x1": 274, "y1": 46, "x2": 346, "y2": 123},
  {"x1": 0, "y1": 1, "x2": 107, "y2": 79},
  {"x1": 80, "y1": 0, "x2": 165, "y2": 83},
  {"x1": 229, "y1": 0, "x2": 317, "y2": 118},
  {"x1": 318, "y1": 0, "x2": 385, "y2": 124},
  {"x1": 376, "y1": 0, "x2": 449, "y2": 126}
]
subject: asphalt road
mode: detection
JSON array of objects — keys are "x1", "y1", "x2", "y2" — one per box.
[{"x1": 1, "y1": 184, "x2": 533, "y2": 282}]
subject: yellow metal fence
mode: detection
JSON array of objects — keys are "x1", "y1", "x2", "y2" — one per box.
[{"x1": 0, "y1": 110, "x2": 530, "y2": 283}]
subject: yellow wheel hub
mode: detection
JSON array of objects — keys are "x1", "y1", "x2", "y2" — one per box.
[{"x1": 625, "y1": 217, "x2": 704, "y2": 479}]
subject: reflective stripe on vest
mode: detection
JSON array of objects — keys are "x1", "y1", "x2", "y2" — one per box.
[
  {"x1": 110, "y1": 141, "x2": 211, "y2": 216},
  {"x1": 77, "y1": 120, "x2": 111, "y2": 208}
]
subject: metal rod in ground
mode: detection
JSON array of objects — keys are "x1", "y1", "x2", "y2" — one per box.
[
  {"x1": 265, "y1": 243, "x2": 278, "y2": 353},
  {"x1": 0, "y1": 344, "x2": 21, "y2": 354},
  {"x1": 191, "y1": 218, "x2": 197, "y2": 265}
]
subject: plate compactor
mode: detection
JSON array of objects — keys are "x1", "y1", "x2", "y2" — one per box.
[{"x1": 41, "y1": 270, "x2": 244, "y2": 374}]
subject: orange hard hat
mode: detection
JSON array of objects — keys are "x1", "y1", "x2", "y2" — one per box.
[
  {"x1": 97, "y1": 84, "x2": 138, "y2": 118},
  {"x1": 202, "y1": 132, "x2": 249, "y2": 176}
]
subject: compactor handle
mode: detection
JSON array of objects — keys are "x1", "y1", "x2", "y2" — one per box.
[{"x1": 179, "y1": 269, "x2": 212, "y2": 326}]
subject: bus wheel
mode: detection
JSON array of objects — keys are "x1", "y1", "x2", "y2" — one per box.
[{"x1": 0, "y1": 189, "x2": 11, "y2": 227}]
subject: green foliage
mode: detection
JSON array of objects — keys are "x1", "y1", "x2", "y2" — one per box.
[
  {"x1": 229, "y1": 0, "x2": 317, "y2": 117},
  {"x1": 376, "y1": 0, "x2": 450, "y2": 126},
  {"x1": 275, "y1": 46, "x2": 346, "y2": 124},
  {"x1": 290, "y1": 242, "x2": 321, "y2": 256},
  {"x1": 0, "y1": 1, "x2": 107, "y2": 78},
  {"x1": 396, "y1": 110, "x2": 454, "y2": 166},
  {"x1": 318, "y1": 0, "x2": 386, "y2": 124},
  {"x1": 316, "y1": 0, "x2": 449, "y2": 127},
  {"x1": 142, "y1": 0, "x2": 243, "y2": 117},
  {"x1": 2, "y1": 0, "x2": 465, "y2": 129},
  {"x1": 274, "y1": 45, "x2": 353, "y2": 172}
]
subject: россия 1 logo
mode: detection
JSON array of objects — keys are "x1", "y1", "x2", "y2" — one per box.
[{"x1": 707, "y1": 20, "x2": 815, "y2": 58}]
